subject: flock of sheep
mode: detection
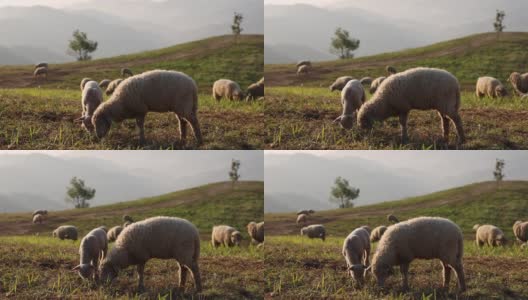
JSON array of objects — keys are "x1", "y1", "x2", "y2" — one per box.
[
  {"x1": 295, "y1": 211, "x2": 528, "y2": 292},
  {"x1": 296, "y1": 61, "x2": 528, "y2": 145},
  {"x1": 31, "y1": 210, "x2": 264, "y2": 293}
]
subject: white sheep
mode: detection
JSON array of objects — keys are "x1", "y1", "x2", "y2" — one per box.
[
  {"x1": 296, "y1": 213, "x2": 308, "y2": 226},
  {"x1": 296, "y1": 60, "x2": 312, "y2": 68},
  {"x1": 297, "y1": 65, "x2": 310, "y2": 76},
  {"x1": 247, "y1": 221, "x2": 264, "y2": 244},
  {"x1": 99, "y1": 79, "x2": 111, "y2": 89},
  {"x1": 107, "y1": 226, "x2": 123, "y2": 242},
  {"x1": 342, "y1": 227, "x2": 371, "y2": 285},
  {"x1": 329, "y1": 76, "x2": 354, "y2": 92},
  {"x1": 32, "y1": 214, "x2": 44, "y2": 224},
  {"x1": 73, "y1": 227, "x2": 108, "y2": 280},
  {"x1": 35, "y1": 62, "x2": 48, "y2": 69},
  {"x1": 33, "y1": 67, "x2": 48, "y2": 79},
  {"x1": 360, "y1": 77, "x2": 373, "y2": 86},
  {"x1": 105, "y1": 78, "x2": 123, "y2": 96},
  {"x1": 513, "y1": 221, "x2": 528, "y2": 243},
  {"x1": 32, "y1": 209, "x2": 48, "y2": 216},
  {"x1": 75, "y1": 80, "x2": 103, "y2": 132},
  {"x1": 508, "y1": 72, "x2": 528, "y2": 95},
  {"x1": 369, "y1": 76, "x2": 386, "y2": 94},
  {"x1": 99, "y1": 216, "x2": 202, "y2": 292},
  {"x1": 366, "y1": 216, "x2": 466, "y2": 292},
  {"x1": 300, "y1": 224, "x2": 326, "y2": 241},
  {"x1": 475, "y1": 76, "x2": 508, "y2": 98},
  {"x1": 246, "y1": 78, "x2": 264, "y2": 100},
  {"x1": 121, "y1": 68, "x2": 133, "y2": 77},
  {"x1": 296, "y1": 209, "x2": 315, "y2": 215},
  {"x1": 358, "y1": 67, "x2": 465, "y2": 145},
  {"x1": 80, "y1": 78, "x2": 93, "y2": 91},
  {"x1": 212, "y1": 225, "x2": 242, "y2": 247},
  {"x1": 370, "y1": 225, "x2": 387, "y2": 243},
  {"x1": 333, "y1": 79, "x2": 366, "y2": 129},
  {"x1": 387, "y1": 214, "x2": 399, "y2": 224},
  {"x1": 473, "y1": 224, "x2": 506, "y2": 247},
  {"x1": 53, "y1": 225, "x2": 78, "y2": 241},
  {"x1": 92, "y1": 70, "x2": 202, "y2": 146},
  {"x1": 212, "y1": 79, "x2": 244, "y2": 101}
]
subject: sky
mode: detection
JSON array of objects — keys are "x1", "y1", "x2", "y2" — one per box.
[
  {"x1": 0, "y1": 0, "x2": 165, "y2": 7},
  {"x1": 265, "y1": 0, "x2": 334, "y2": 5}
]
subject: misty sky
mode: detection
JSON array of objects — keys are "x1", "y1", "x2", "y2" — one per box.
[{"x1": 0, "y1": 0, "x2": 165, "y2": 8}]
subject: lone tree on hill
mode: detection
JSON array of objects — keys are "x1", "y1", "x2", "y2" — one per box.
[
  {"x1": 329, "y1": 176, "x2": 360, "y2": 208},
  {"x1": 493, "y1": 158, "x2": 505, "y2": 186},
  {"x1": 65, "y1": 177, "x2": 96, "y2": 208},
  {"x1": 493, "y1": 10, "x2": 506, "y2": 39},
  {"x1": 68, "y1": 29, "x2": 98, "y2": 61},
  {"x1": 330, "y1": 27, "x2": 360, "y2": 59},
  {"x1": 231, "y1": 12, "x2": 244, "y2": 44},
  {"x1": 229, "y1": 159, "x2": 241, "y2": 188}
]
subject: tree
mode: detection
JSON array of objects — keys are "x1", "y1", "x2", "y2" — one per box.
[
  {"x1": 231, "y1": 12, "x2": 244, "y2": 44},
  {"x1": 329, "y1": 177, "x2": 360, "y2": 208},
  {"x1": 330, "y1": 27, "x2": 360, "y2": 59},
  {"x1": 68, "y1": 30, "x2": 98, "y2": 61},
  {"x1": 65, "y1": 177, "x2": 96, "y2": 208},
  {"x1": 229, "y1": 159, "x2": 241, "y2": 188},
  {"x1": 493, "y1": 10, "x2": 506, "y2": 38},
  {"x1": 493, "y1": 158, "x2": 505, "y2": 186}
]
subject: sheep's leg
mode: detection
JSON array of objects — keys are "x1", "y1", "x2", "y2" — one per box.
[
  {"x1": 175, "y1": 114, "x2": 187, "y2": 145},
  {"x1": 186, "y1": 115, "x2": 203, "y2": 146},
  {"x1": 448, "y1": 113, "x2": 466, "y2": 145},
  {"x1": 178, "y1": 263, "x2": 188, "y2": 291},
  {"x1": 400, "y1": 263, "x2": 409, "y2": 291},
  {"x1": 438, "y1": 112, "x2": 450, "y2": 141},
  {"x1": 453, "y1": 262, "x2": 466, "y2": 292},
  {"x1": 399, "y1": 113, "x2": 409, "y2": 144},
  {"x1": 93, "y1": 257, "x2": 99, "y2": 281},
  {"x1": 135, "y1": 116, "x2": 146, "y2": 145},
  {"x1": 190, "y1": 261, "x2": 202, "y2": 293},
  {"x1": 137, "y1": 263, "x2": 145, "y2": 292},
  {"x1": 442, "y1": 262, "x2": 451, "y2": 289}
]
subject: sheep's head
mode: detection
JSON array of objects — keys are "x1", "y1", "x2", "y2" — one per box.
[
  {"x1": 472, "y1": 224, "x2": 480, "y2": 231},
  {"x1": 247, "y1": 222, "x2": 257, "y2": 234},
  {"x1": 300, "y1": 228, "x2": 306, "y2": 236},
  {"x1": 93, "y1": 111, "x2": 112, "y2": 139},
  {"x1": 99, "y1": 261, "x2": 118, "y2": 285},
  {"x1": 370, "y1": 261, "x2": 390, "y2": 288},
  {"x1": 509, "y1": 72, "x2": 521, "y2": 85},
  {"x1": 233, "y1": 90, "x2": 245, "y2": 101},
  {"x1": 347, "y1": 264, "x2": 368, "y2": 285},
  {"x1": 495, "y1": 85, "x2": 508, "y2": 97},
  {"x1": 73, "y1": 263, "x2": 95, "y2": 279},
  {"x1": 329, "y1": 84, "x2": 336, "y2": 91},
  {"x1": 496, "y1": 235, "x2": 507, "y2": 246},
  {"x1": 231, "y1": 231, "x2": 242, "y2": 246},
  {"x1": 334, "y1": 114, "x2": 355, "y2": 130},
  {"x1": 357, "y1": 110, "x2": 373, "y2": 130}
]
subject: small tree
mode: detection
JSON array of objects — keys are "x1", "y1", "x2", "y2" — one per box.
[
  {"x1": 493, "y1": 158, "x2": 505, "y2": 186},
  {"x1": 68, "y1": 30, "x2": 98, "y2": 61},
  {"x1": 65, "y1": 177, "x2": 96, "y2": 208},
  {"x1": 229, "y1": 159, "x2": 241, "y2": 188},
  {"x1": 231, "y1": 12, "x2": 244, "y2": 44},
  {"x1": 329, "y1": 177, "x2": 360, "y2": 209},
  {"x1": 330, "y1": 27, "x2": 360, "y2": 59},
  {"x1": 493, "y1": 10, "x2": 506, "y2": 39}
]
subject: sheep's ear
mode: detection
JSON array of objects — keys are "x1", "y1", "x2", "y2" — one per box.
[
  {"x1": 333, "y1": 116, "x2": 343, "y2": 123},
  {"x1": 72, "y1": 265, "x2": 81, "y2": 271}
]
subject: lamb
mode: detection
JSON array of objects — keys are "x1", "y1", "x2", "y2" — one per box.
[
  {"x1": 296, "y1": 213, "x2": 308, "y2": 226},
  {"x1": 386, "y1": 66, "x2": 397, "y2": 75},
  {"x1": 32, "y1": 209, "x2": 48, "y2": 216},
  {"x1": 35, "y1": 62, "x2": 48, "y2": 69},
  {"x1": 473, "y1": 224, "x2": 506, "y2": 247},
  {"x1": 513, "y1": 221, "x2": 528, "y2": 242},
  {"x1": 366, "y1": 217, "x2": 466, "y2": 292},
  {"x1": 369, "y1": 76, "x2": 386, "y2": 94},
  {"x1": 342, "y1": 227, "x2": 371, "y2": 285},
  {"x1": 297, "y1": 209, "x2": 315, "y2": 215},
  {"x1": 329, "y1": 76, "x2": 354, "y2": 92},
  {"x1": 33, "y1": 67, "x2": 48, "y2": 79},
  {"x1": 75, "y1": 80, "x2": 103, "y2": 132},
  {"x1": 99, "y1": 79, "x2": 111, "y2": 89},
  {"x1": 370, "y1": 225, "x2": 387, "y2": 243},
  {"x1": 52, "y1": 225, "x2": 78, "y2": 241},
  {"x1": 92, "y1": 70, "x2": 202, "y2": 146},
  {"x1": 475, "y1": 76, "x2": 508, "y2": 98},
  {"x1": 508, "y1": 72, "x2": 528, "y2": 95},
  {"x1": 32, "y1": 214, "x2": 44, "y2": 224},
  {"x1": 211, "y1": 225, "x2": 242, "y2": 247},
  {"x1": 212, "y1": 79, "x2": 244, "y2": 101},
  {"x1": 99, "y1": 216, "x2": 202, "y2": 292},
  {"x1": 80, "y1": 78, "x2": 93, "y2": 91},
  {"x1": 247, "y1": 221, "x2": 264, "y2": 244},
  {"x1": 333, "y1": 79, "x2": 366, "y2": 129},
  {"x1": 105, "y1": 78, "x2": 123, "y2": 96},
  {"x1": 73, "y1": 227, "x2": 108, "y2": 280},
  {"x1": 296, "y1": 60, "x2": 312, "y2": 68},
  {"x1": 121, "y1": 68, "x2": 133, "y2": 77},
  {"x1": 387, "y1": 214, "x2": 399, "y2": 224},
  {"x1": 245, "y1": 78, "x2": 264, "y2": 100},
  {"x1": 297, "y1": 65, "x2": 310, "y2": 76},
  {"x1": 107, "y1": 226, "x2": 123, "y2": 242},
  {"x1": 358, "y1": 67, "x2": 465, "y2": 145},
  {"x1": 360, "y1": 77, "x2": 373, "y2": 86},
  {"x1": 300, "y1": 224, "x2": 326, "y2": 241}
]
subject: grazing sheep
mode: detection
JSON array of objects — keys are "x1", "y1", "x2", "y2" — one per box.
[
  {"x1": 247, "y1": 221, "x2": 264, "y2": 244},
  {"x1": 296, "y1": 60, "x2": 312, "y2": 68},
  {"x1": 297, "y1": 65, "x2": 310, "y2": 76},
  {"x1": 53, "y1": 225, "x2": 78, "y2": 241},
  {"x1": 32, "y1": 214, "x2": 44, "y2": 224},
  {"x1": 32, "y1": 209, "x2": 48, "y2": 216},
  {"x1": 35, "y1": 62, "x2": 48, "y2": 69},
  {"x1": 475, "y1": 76, "x2": 508, "y2": 98},
  {"x1": 99, "y1": 216, "x2": 202, "y2": 292},
  {"x1": 387, "y1": 214, "x2": 399, "y2": 224},
  {"x1": 107, "y1": 226, "x2": 123, "y2": 243},
  {"x1": 212, "y1": 225, "x2": 242, "y2": 247},
  {"x1": 342, "y1": 227, "x2": 371, "y2": 285},
  {"x1": 473, "y1": 224, "x2": 506, "y2": 247},
  {"x1": 513, "y1": 221, "x2": 528, "y2": 243},
  {"x1": 370, "y1": 225, "x2": 388, "y2": 243},
  {"x1": 301, "y1": 224, "x2": 326, "y2": 241},
  {"x1": 92, "y1": 70, "x2": 202, "y2": 146},
  {"x1": 75, "y1": 80, "x2": 103, "y2": 132},
  {"x1": 358, "y1": 67, "x2": 465, "y2": 145},
  {"x1": 73, "y1": 227, "x2": 108, "y2": 280},
  {"x1": 121, "y1": 68, "x2": 133, "y2": 77},
  {"x1": 333, "y1": 79, "x2": 366, "y2": 129},
  {"x1": 212, "y1": 79, "x2": 244, "y2": 101},
  {"x1": 80, "y1": 78, "x2": 93, "y2": 91},
  {"x1": 360, "y1": 77, "x2": 373, "y2": 86},
  {"x1": 33, "y1": 67, "x2": 48, "y2": 79},
  {"x1": 369, "y1": 76, "x2": 386, "y2": 94},
  {"x1": 508, "y1": 72, "x2": 528, "y2": 95},
  {"x1": 367, "y1": 217, "x2": 466, "y2": 292},
  {"x1": 246, "y1": 78, "x2": 264, "y2": 100},
  {"x1": 297, "y1": 209, "x2": 315, "y2": 215},
  {"x1": 329, "y1": 76, "x2": 354, "y2": 92},
  {"x1": 386, "y1": 66, "x2": 397, "y2": 75},
  {"x1": 105, "y1": 78, "x2": 123, "y2": 96},
  {"x1": 296, "y1": 213, "x2": 308, "y2": 226},
  {"x1": 99, "y1": 79, "x2": 111, "y2": 89}
]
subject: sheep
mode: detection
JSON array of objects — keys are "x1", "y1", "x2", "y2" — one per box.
[
  {"x1": 123, "y1": 221, "x2": 133, "y2": 227},
  {"x1": 360, "y1": 225, "x2": 371, "y2": 235},
  {"x1": 366, "y1": 216, "x2": 466, "y2": 292},
  {"x1": 98, "y1": 226, "x2": 108, "y2": 233},
  {"x1": 246, "y1": 78, "x2": 264, "y2": 100},
  {"x1": 75, "y1": 80, "x2": 103, "y2": 132},
  {"x1": 297, "y1": 65, "x2": 310, "y2": 76},
  {"x1": 107, "y1": 226, "x2": 123, "y2": 242},
  {"x1": 296, "y1": 60, "x2": 312, "y2": 68},
  {"x1": 121, "y1": 68, "x2": 133, "y2": 77},
  {"x1": 92, "y1": 70, "x2": 202, "y2": 146},
  {"x1": 329, "y1": 76, "x2": 354, "y2": 92},
  {"x1": 99, "y1": 216, "x2": 202, "y2": 292},
  {"x1": 297, "y1": 209, "x2": 314, "y2": 215},
  {"x1": 211, "y1": 225, "x2": 242, "y2": 247},
  {"x1": 473, "y1": 224, "x2": 506, "y2": 247},
  {"x1": 300, "y1": 224, "x2": 326, "y2": 241},
  {"x1": 32, "y1": 209, "x2": 48, "y2": 216},
  {"x1": 73, "y1": 227, "x2": 108, "y2": 280},
  {"x1": 296, "y1": 213, "x2": 308, "y2": 226},
  {"x1": 33, "y1": 67, "x2": 48, "y2": 79},
  {"x1": 387, "y1": 214, "x2": 399, "y2": 224},
  {"x1": 53, "y1": 225, "x2": 78, "y2": 241},
  {"x1": 99, "y1": 79, "x2": 111, "y2": 89},
  {"x1": 105, "y1": 78, "x2": 123, "y2": 96},
  {"x1": 508, "y1": 72, "x2": 528, "y2": 95},
  {"x1": 358, "y1": 67, "x2": 465, "y2": 145},
  {"x1": 32, "y1": 214, "x2": 44, "y2": 224},
  {"x1": 80, "y1": 78, "x2": 93, "y2": 91},
  {"x1": 247, "y1": 221, "x2": 264, "y2": 244},
  {"x1": 475, "y1": 76, "x2": 508, "y2": 98},
  {"x1": 123, "y1": 215, "x2": 134, "y2": 223},
  {"x1": 386, "y1": 66, "x2": 397, "y2": 75},
  {"x1": 370, "y1": 225, "x2": 388, "y2": 243},
  {"x1": 513, "y1": 221, "x2": 528, "y2": 243},
  {"x1": 333, "y1": 79, "x2": 366, "y2": 129},
  {"x1": 212, "y1": 79, "x2": 244, "y2": 101},
  {"x1": 360, "y1": 77, "x2": 373, "y2": 86},
  {"x1": 35, "y1": 62, "x2": 48, "y2": 69},
  {"x1": 342, "y1": 227, "x2": 371, "y2": 285},
  {"x1": 369, "y1": 76, "x2": 386, "y2": 94}
]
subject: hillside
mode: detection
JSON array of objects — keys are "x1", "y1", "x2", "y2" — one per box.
[{"x1": 265, "y1": 32, "x2": 528, "y2": 90}]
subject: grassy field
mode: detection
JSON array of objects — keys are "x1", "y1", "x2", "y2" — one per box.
[
  {"x1": 264, "y1": 181, "x2": 528, "y2": 299},
  {"x1": 0, "y1": 181, "x2": 264, "y2": 299},
  {"x1": 0, "y1": 35, "x2": 264, "y2": 150}
]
